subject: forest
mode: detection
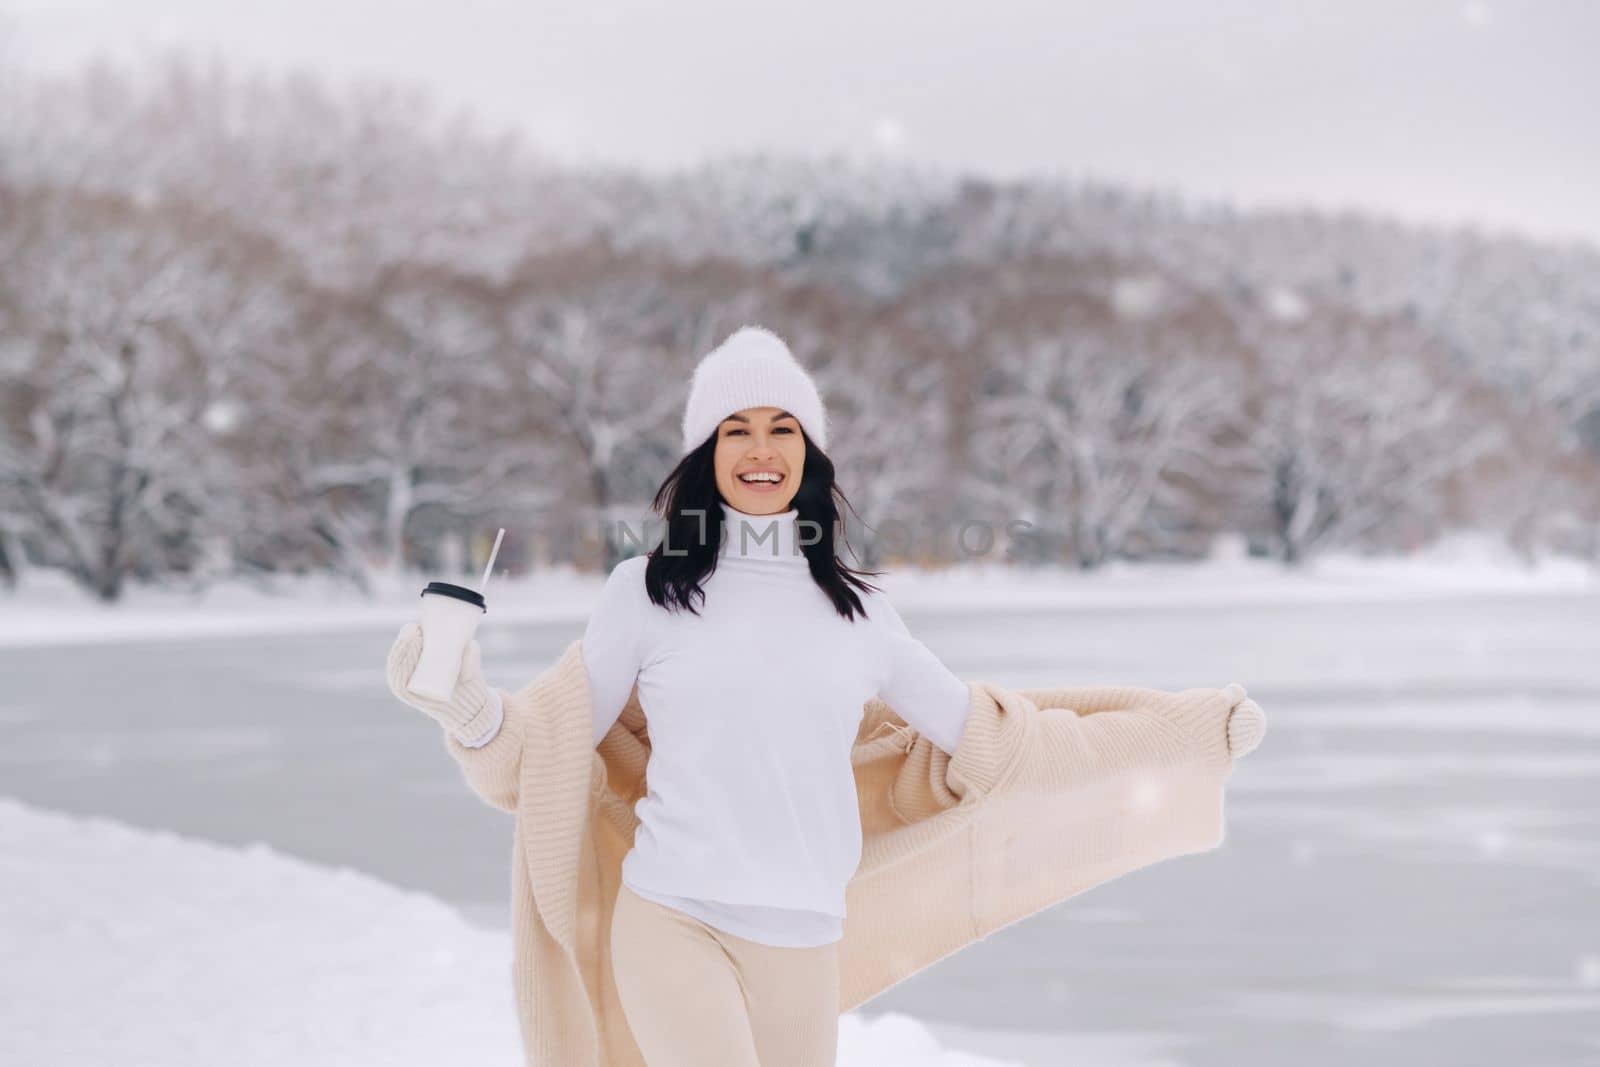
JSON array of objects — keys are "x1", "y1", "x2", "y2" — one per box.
[{"x1": 2, "y1": 57, "x2": 1596, "y2": 600}]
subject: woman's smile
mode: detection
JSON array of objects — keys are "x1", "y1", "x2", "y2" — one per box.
[{"x1": 736, "y1": 469, "x2": 787, "y2": 493}]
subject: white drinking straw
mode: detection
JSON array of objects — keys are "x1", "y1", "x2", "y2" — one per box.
[{"x1": 478, "y1": 527, "x2": 506, "y2": 594}]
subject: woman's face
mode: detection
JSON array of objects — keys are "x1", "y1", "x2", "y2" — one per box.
[{"x1": 713, "y1": 405, "x2": 806, "y2": 515}]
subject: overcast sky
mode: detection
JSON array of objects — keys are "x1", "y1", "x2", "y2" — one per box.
[{"x1": 4, "y1": 0, "x2": 1597, "y2": 248}]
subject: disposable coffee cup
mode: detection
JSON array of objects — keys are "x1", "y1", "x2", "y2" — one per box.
[{"x1": 407, "y1": 581, "x2": 488, "y2": 703}]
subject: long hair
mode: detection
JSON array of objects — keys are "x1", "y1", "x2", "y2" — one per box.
[{"x1": 641, "y1": 429, "x2": 884, "y2": 621}]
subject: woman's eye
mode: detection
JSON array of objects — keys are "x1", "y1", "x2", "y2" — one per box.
[{"x1": 776, "y1": 426, "x2": 794, "y2": 433}]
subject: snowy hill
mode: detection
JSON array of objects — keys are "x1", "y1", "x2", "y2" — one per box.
[{"x1": 0, "y1": 796, "x2": 1019, "y2": 1066}]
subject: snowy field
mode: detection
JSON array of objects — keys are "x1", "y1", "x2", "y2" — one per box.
[{"x1": 4, "y1": 534, "x2": 1599, "y2": 1066}]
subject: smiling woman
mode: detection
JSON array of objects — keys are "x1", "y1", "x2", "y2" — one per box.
[
  {"x1": 513, "y1": 323, "x2": 967, "y2": 1065},
  {"x1": 384, "y1": 323, "x2": 1263, "y2": 1067},
  {"x1": 475, "y1": 322, "x2": 982, "y2": 1064},
  {"x1": 717, "y1": 406, "x2": 806, "y2": 510}
]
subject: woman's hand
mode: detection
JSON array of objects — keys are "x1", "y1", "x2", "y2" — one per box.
[
  {"x1": 1221, "y1": 683, "x2": 1267, "y2": 758},
  {"x1": 384, "y1": 622, "x2": 502, "y2": 744}
]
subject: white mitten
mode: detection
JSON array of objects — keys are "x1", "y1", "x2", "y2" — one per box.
[{"x1": 384, "y1": 622, "x2": 502, "y2": 745}]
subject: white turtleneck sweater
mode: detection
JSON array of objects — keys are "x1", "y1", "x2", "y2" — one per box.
[{"x1": 463, "y1": 501, "x2": 970, "y2": 947}]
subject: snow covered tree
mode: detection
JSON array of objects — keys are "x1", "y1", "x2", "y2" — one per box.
[
  {"x1": 208, "y1": 263, "x2": 560, "y2": 591},
  {"x1": 970, "y1": 316, "x2": 1242, "y2": 569},
  {"x1": 3, "y1": 50, "x2": 1595, "y2": 588},
  {"x1": 0, "y1": 187, "x2": 288, "y2": 599},
  {"x1": 494, "y1": 244, "x2": 768, "y2": 569},
  {"x1": 776, "y1": 311, "x2": 959, "y2": 568},
  {"x1": 0, "y1": 53, "x2": 597, "y2": 289},
  {"x1": 1239, "y1": 311, "x2": 1506, "y2": 565}
]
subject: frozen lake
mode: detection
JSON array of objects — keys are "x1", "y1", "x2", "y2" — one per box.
[{"x1": 4, "y1": 588, "x2": 1599, "y2": 1065}]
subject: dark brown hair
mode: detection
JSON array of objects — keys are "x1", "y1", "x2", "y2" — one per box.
[{"x1": 641, "y1": 427, "x2": 883, "y2": 620}]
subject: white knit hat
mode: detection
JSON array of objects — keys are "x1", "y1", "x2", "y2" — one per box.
[{"x1": 680, "y1": 326, "x2": 829, "y2": 453}]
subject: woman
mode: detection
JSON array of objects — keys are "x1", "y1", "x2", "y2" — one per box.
[
  {"x1": 389, "y1": 327, "x2": 1268, "y2": 1067},
  {"x1": 391, "y1": 325, "x2": 973, "y2": 1066}
]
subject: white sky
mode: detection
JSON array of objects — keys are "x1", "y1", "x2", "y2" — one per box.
[{"x1": 3, "y1": 0, "x2": 1597, "y2": 248}]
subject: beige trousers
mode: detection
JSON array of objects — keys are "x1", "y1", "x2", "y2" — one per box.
[{"x1": 610, "y1": 883, "x2": 841, "y2": 1066}]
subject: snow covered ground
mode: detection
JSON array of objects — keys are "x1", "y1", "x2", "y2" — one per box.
[
  {"x1": 1, "y1": 531, "x2": 1592, "y2": 650},
  {"x1": 0, "y1": 796, "x2": 1021, "y2": 1066},
  {"x1": 4, "y1": 534, "x2": 1598, "y2": 1065}
]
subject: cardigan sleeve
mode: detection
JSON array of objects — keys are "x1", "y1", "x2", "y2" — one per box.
[
  {"x1": 869, "y1": 594, "x2": 970, "y2": 755},
  {"x1": 457, "y1": 688, "x2": 504, "y2": 747},
  {"x1": 441, "y1": 638, "x2": 609, "y2": 815},
  {"x1": 885, "y1": 679, "x2": 1257, "y2": 828},
  {"x1": 442, "y1": 684, "x2": 522, "y2": 813}
]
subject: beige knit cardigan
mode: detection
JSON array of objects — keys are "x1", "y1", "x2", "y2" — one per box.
[{"x1": 439, "y1": 638, "x2": 1266, "y2": 1067}]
